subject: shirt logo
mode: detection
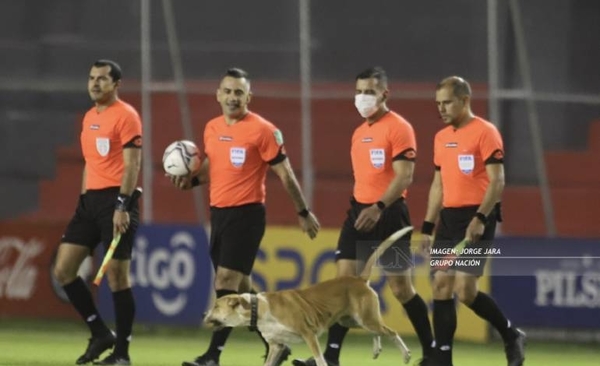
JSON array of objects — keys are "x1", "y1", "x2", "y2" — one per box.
[
  {"x1": 445, "y1": 142, "x2": 458, "y2": 148},
  {"x1": 458, "y1": 154, "x2": 474, "y2": 174},
  {"x1": 96, "y1": 137, "x2": 110, "y2": 157},
  {"x1": 362, "y1": 137, "x2": 373, "y2": 143},
  {"x1": 219, "y1": 136, "x2": 233, "y2": 142},
  {"x1": 230, "y1": 147, "x2": 246, "y2": 168},
  {"x1": 90, "y1": 124, "x2": 100, "y2": 130},
  {"x1": 369, "y1": 148, "x2": 385, "y2": 169}
]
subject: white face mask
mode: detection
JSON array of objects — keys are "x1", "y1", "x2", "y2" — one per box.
[{"x1": 354, "y1": 94, "x2": 379, "y2": 118}]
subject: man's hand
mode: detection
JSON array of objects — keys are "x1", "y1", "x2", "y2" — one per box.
[
  {"x1": 299, "y1": 211, "x2": 320, "y2": 239},
  {"x1": 465, "y1": 217, "x2": 485, "y2": 242},
  {"x1": 113, "y1": 210, "x2": 130, "y2": 236},
  {"x1": 419, "y1": 233, "x2": 434, "y2": 258},
  {"x1": 167, "y1": 173, "x2": 194, "y2": 190},
  {"x1": 354, "y1": 204, "x2": 381, "y2": 232}
]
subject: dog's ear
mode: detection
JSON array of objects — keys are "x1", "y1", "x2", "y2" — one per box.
[{"x1": 226, "y1": 297, "x2": 240, "y2": 308}]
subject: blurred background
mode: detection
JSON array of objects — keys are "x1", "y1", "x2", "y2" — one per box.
[{"x1": 1, "y1": 0, "x2": 599, "y2": 354}]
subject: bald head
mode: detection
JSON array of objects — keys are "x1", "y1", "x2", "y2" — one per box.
[{"x1": 436, "y1": 76, "x2": 472, "y2": 99}]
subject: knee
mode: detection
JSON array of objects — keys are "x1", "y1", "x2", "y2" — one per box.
[
  {"x1": 432, "y1": 277, "x2": 454, "y2": 299},
  {"x1": 454, "y1": 283, "x2": 477, "y2": 305},
  {"x1": 388, "y1": 279, "x2": 416, "y2": 303},
  {"x1": 106, "y1": 266, "x2": 131, "y2": 291},
  {"x1": 53, "y1": 264, "x2": 76, "y2": 286}
]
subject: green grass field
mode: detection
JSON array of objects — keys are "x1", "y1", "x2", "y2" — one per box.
[{"x1": 0, "y1": 319, "x2": 597, "y2": 366}]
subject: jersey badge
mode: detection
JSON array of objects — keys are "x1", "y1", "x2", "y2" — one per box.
[
  {"x1": 96, "y1": 137, "x2": 110, "y2": 157},
  {"x1": 369, "y1": 148, "x2": 385, "y2": 169},
  {"x1": 230, "y1": 147, "x2": 246, "y2": 167},
  {"x1": 458, "y1": 154, "x2": 474, "y2": 174}
]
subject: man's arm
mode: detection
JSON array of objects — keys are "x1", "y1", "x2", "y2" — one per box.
[
  {"x1": 353, "y1": 160, "x2": 414, "y2": 232},
  {"x1": 478, "y1": 163, "x2": 505, "y2": 216},
  {"x1": 120, "y1": 147, "x2": 142, "y2": 195},
  {"x1": 424, "y1": 170, "x2": 443, "y2": 224},
  {"x1": 269, "y1": 157, "x2": 309, "y2": 212},
  {"x1": 81, "y1": 166, "x2": 87, "y2": 194},
  {"x1": 113, "y1": 147, "x2": 141, "y2": 235},
  {"x1": 193, "y1": 158, "x2": 210, "y2": 186},
  {"x1": 378, "y1": 160, "x2": 414, "y2": 206},
  {"x1": 419, "y1": 169, "x2": 443, "y2": 254},
  {"x1": 270, "y1": 157, "x2": 320, "y2": 239},
  {"x1": 463, "y1": 163, "x2": 504, "y2": 242}
]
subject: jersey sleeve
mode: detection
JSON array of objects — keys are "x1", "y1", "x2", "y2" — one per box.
[
  {"x1": 119, "y1": 110, "x2": 142, "y2": 148},
  {"x1": 480, "y1": 125, "x2": 504, "y2": 164},
  {"x1": 390, "y1": 121, "x2": 417, "y2": 161},
  {"x1": 258, "y1": 124, "x2": 286, "y2": 163}
]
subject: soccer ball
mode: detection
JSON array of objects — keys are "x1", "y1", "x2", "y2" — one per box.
[{"x1": 162, "y1": 140, "x2": 201, "y2": 176}]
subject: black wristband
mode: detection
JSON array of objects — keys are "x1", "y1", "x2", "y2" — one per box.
[
  {"x1": 298, "y1": 208, "x2": 310, "y2": 218},
  {"x1": 376, "y1": 201, "x2": 386, "y2": 211},
  {"x1": 191, "y1": 176, "x2": 201, "y2": 187},
  {"x1": 422, "y1": 221, "x2": 435, "y2": 235},
  {"x1": 115, "y1": 193, "x2": 131, "y2": 212},
  {"x1": 475, "y1": 212, "x2": 488, "y2": 224}
]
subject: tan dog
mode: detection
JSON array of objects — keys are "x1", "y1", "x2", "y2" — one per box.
[{"x1": 204, "y1": 226, "x2": 413, "y2": 366}]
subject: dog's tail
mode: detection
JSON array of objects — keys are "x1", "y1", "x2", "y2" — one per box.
[{"x1": 359, "y1": 226, "x2": 413, "y2": 280}]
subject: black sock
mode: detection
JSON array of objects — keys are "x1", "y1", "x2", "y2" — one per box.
[
  {"x1": 112, "y1": 288, "x2": 135, "y2": 357},
  {"x1": 403, "y1": 294, "x2": 434, "y2": 358},
  {"x1": 433, "y1": 299, "x2": 456, "y2": 364},
  {"x1": 206, "y1": 289, "x2": 236, "y2": 361},
  {"x1": 467, "y1": 291, "x2": 518, "y2": 343},
  {"x1": 248, "y1": 289, "x2": 270, "y2": 356},
  {"x1": 62, "y1": 277, "x2": 111, "y2": 337},
  {"x1": 323, "y1": 323, "x2": 349, "y2": 362}
]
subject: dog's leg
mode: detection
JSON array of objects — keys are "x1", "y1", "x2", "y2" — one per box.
[
  {"x1": 364, "y1": 323, "x2": 411, "y2": 364},
  {"x1": 357, "y1": 293, "x2": 411, "y2": 364},
  {"x1": 302, "y1": 333, "x2": 328, "y2": 366},
  {"x1": 263, "y1": 342, "x2": 276, "y2": 366},
  {"x1": 372, "y1": 335, "x2": 382, "y2": 359}
]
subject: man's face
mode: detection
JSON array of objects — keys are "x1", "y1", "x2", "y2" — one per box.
[
  {"x1": 216, "y1": 76, "x2": 251, "y2": 118},
  {"x1": 355, "y1": 78, "x2": 386, "y2": 104},
  {"x1": 88, "y1": 66, "x2": 118, "y2": 103},
  {"x1": 435, "y1": 86, "x2": 467, "y2": 125}
]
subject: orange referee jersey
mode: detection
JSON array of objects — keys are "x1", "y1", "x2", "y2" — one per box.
[
  {"x1": 204, "y1": 112, "x2": 284, "y2": 208},
  {"x1": 351, "y1": 111, "x2": 417, "y2": 204},
  {"x1": 81, "y1": 99, "x2": 142, "y2": 190},
  {"x1": 434, "y1": 116, "x2": 504, "y2": 208}
]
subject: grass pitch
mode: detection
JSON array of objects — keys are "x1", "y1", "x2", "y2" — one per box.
[{"x1": 0, "y1": 319, "x2": 597, "y2": 366}]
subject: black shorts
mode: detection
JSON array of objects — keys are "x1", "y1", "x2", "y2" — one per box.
[
  {"x1": 62, "y1": 187, "x2": 140, "y2": 260},
  {"x1": 209, "y1": 203, "x2": 266, "y2": 276},
  {"x1": 336, "y1": 197, "x2": 413, "y2": 273},
  {"x1": 431, "y1": 203, "x2": 500, "y2": 276}
]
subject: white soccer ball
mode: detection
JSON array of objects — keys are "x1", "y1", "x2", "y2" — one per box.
[{"x1": 162, "y1": 140, "x2": 201, "y2": 176}]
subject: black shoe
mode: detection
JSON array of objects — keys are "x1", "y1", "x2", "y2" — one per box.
[
  {"x1": 76, "y1": 332, "x2": 116, "y2": 365},
  {"x1": 414, "y1": 358, "x2": 452, "y2": 366},
  {"x1": 266, "y1": 345, "x2": 291, "y2": 366},
  {"x1": 292, "y1": 356, "x2": 339, "y2": 366},
  {"x1": 93, "y1": 353, "x2": 131, "y2": 365},
  {"x1": 505, "y1": 328, "x2": 526, "y2": 366},
  {"x1": 181, "y1": 354, "x2": 219, "y2": 366}
]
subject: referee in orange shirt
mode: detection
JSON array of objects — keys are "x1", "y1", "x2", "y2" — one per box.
[
  {"x1": 293, "y1": 67, "x2": 434, "y2": 366},
  {"x1": 419, "y1": 76, "x2": 525, "y2": 366},
  {"x1": 171, "y1": 68, "x2": 320, "y2": 366},
  {"x1": 52, "y1": 60, "x2": 142, "y2": 365}
]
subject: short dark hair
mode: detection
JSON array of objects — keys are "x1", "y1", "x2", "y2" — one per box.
[
  {"x1": 355, "y1": 66, "x2": 388, "y2": 88},
  {"x1": 225, "y1": 67, "x2": 250, "y2": 81},
  {"x1": 93, "y1": 59, "x2": 122, "y2": 82},
  {"x1": 437, "y1": 76, "x2": 472, "y2": 98}
]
